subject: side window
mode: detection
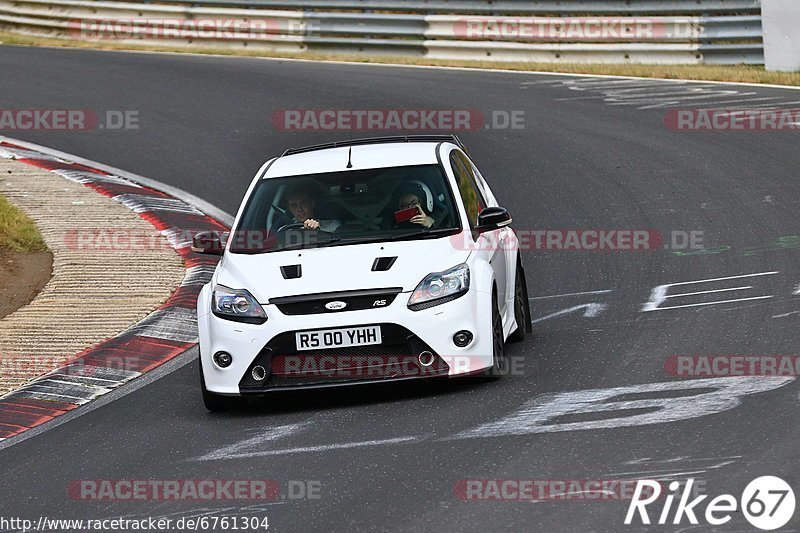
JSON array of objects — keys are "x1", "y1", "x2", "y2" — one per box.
[
  {"x1": 467, "y1": 159, "x2": 495, "y2": 206},
  {"x1": 450, "y1": 151, "x2": 487, "y2": 229}
]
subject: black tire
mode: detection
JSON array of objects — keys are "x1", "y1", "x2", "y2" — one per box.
[
  {"x1": 199, "y1": 358, "x2": 242, "y2": 412},
  {"x1": 481, "y1": 291, "x2": 506, "y2": 379},
  {"x1": 508, "y1": 263, "x2": 530, "y2": 343}
]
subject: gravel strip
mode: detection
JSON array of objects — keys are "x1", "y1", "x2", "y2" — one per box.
[{"x1": 0, "y1": 158, "x2": 185, "y2": 395}]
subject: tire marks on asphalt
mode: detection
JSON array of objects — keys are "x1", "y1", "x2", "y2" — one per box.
[
  {"x1": 194, "y1": 422, "x2": 312, "y2": 461},
  {"x1": 454, "y1": 377, "x2": 793, "y2": 439},
  {"x1": 527, "y1": 77, "x2": 800, "y2": 111},
  {"x1": 191, "y1": 378, "x2": 794, "y2": 461}
]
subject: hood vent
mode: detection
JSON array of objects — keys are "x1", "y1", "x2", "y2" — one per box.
[
  {"x1": 371, "y1": 257, "x2": 397, "y2": 272},
  {"x1": 280, "y1": 264, "x2": 302, "y2": 279}
]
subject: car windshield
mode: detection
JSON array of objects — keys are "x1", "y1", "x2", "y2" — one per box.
[{"x1": 229, "y1": 164, "x2": 461, "y2": 253}]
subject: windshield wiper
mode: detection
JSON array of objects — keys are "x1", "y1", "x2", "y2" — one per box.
[
  {"x1": 277, "y1": 234, "x2": 342, "y2": 251},
  {"x1": 319, "y1": 228, "x2": 457, "y2": 247},
  {"x1": 388, "y1": 227, "x2": 458, "y2": 241}
]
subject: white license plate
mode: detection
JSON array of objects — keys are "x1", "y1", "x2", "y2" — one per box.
[{"x1": 295, "y1": 325, "x2": 382, "y2": 351}]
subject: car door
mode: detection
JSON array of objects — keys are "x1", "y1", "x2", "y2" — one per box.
[
  {"x1": 449, "y1": 150, "x2": 508, "y2": 311},
  {"x1": 466, "y1": 156, "x2": 516, "y2": 312}
]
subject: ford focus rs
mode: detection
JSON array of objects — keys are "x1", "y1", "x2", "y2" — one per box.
[{"x1": 194, "y1": 135, "x2": 530, "y2": 411}]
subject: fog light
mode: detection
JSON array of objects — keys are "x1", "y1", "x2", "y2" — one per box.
[
  {"x1": 213, "y1": 351, "x2": 232, "y2": 368},
  {"x1": 418, "y1": 351, "x2": 435, "y2": 367},
  {"x1": 453, "y1": 330, "x2": 473, "y2": 347},
  {"x1": 251, "y1": 365, "x2": 267, "y2": 381}
]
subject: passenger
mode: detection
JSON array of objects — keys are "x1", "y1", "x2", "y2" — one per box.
[{"x1": 393, "y1": 183, "x2": 436, "y2": 229}]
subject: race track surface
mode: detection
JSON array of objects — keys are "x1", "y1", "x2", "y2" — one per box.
[{"x1": 1, "y1": 46, "x2": 799, "y2": 531}]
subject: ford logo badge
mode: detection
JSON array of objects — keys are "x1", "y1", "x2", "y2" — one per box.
[{"x1": 325, "y1": 301, "x2": 347, "y2": 311}]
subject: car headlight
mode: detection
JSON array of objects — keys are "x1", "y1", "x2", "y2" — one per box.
[
  {"x1": 212, "y1": 285, "x2": 267, "y2": 324},
  {"x1": 408, "y1": 263, "x2": 470, "y2": 311}
]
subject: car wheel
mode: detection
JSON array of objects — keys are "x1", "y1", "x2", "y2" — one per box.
[
  {"x1": 199, "y1": 358, "x2": 242, "y2": 412},
  {"x1": 508, "y1": 263, "x2": 530, "y2": 343},
  {"x1": 482, "y1": 291, "x2": 506, "y2": 379}
]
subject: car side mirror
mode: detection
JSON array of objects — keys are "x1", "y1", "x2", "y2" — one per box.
[
  {"x1": 474, "y1": 206, "x2": 512, "y2": 234},
  {"x1": 192, "y1": 231, "x2": 224, "y2": 255}
]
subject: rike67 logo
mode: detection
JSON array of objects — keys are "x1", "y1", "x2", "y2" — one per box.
[{"x1": 625, "y1": 476, "x2": 795, "y2": 530}]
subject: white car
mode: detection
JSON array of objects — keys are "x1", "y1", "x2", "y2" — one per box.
[{"x1": 194, "y1": 135, "x2": 530, "y2": 411}]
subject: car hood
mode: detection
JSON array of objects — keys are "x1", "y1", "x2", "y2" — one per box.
[{"x1": 215, "y1": 238, "x2": 471, "y2": 303}]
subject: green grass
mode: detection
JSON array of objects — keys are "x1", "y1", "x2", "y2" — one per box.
[
  {"x1": 0, "y1": 193, "x2": 48, "y2": 253},
  {"x1": 1, "y1": 30, "x2": 799, "y2": 86}
]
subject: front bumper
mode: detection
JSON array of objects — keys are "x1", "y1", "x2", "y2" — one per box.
[{"x1": 198, "y1": 284, "x2": 493, "y2": 395}]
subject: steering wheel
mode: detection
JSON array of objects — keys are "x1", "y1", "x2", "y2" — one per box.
[
  {"x1": 275, "y1": 222, "x2": 336, "y2": 237},
  {"x1": 275, "y1": 222, "x2": 307, "y2": 235}
]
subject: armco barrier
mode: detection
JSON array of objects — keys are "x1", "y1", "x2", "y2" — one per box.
[
  {"x1": 0, "y1": 1, "x2": 767, "y2": 69},
  {"x1": 80, "y1": 0, "x2": 765, "y2": 14}
]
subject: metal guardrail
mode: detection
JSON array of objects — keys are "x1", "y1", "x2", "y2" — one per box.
[
  {"x1": 0, "y1": 0, "x2": 765, "y2": 64},
  {"x1": 130, "y1": 0, "x2": 765, "y2": 15}
]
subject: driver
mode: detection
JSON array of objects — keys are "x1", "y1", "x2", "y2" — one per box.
[{"x1": 283, "y1": 184, "x2": 341, "y2": 233}]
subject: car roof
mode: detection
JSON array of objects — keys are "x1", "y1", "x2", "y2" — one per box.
[{"x1": 263, "y1": 136, "x2": 465, "y2": 179}]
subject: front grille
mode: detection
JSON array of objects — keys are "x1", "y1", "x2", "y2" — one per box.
[
  {"x1": 238, "y1": 324, "x2": 449, "y2": 391},
  {"x1": 270, "y1": 288, "x2": 403, "y2": 316}
]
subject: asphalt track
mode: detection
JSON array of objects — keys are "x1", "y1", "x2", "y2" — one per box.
[{"x1": 1, "y1": 46, "x2": 800, "y2": 532}]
